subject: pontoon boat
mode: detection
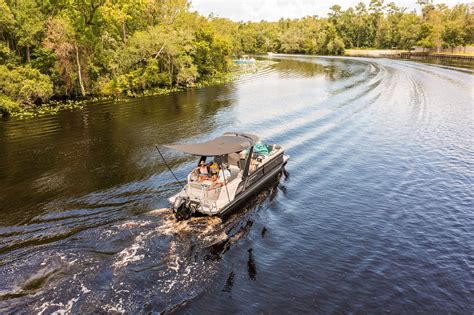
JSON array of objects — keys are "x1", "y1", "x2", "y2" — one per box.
[{"x1": 165, "y1": 132, "x2": 289, "y2": 220}]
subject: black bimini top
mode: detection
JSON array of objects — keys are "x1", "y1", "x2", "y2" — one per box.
[{"x1": 164, "y1": 132, "x2": 259, "y2": 156}]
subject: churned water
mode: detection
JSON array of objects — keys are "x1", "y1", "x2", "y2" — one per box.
[{"x1": 0, "y1": 56, "x2": 473, "y2": 313}]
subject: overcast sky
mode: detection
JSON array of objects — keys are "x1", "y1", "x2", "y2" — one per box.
[{"x1": 190, "y1": 0, "x2": 463, "y2": 22}]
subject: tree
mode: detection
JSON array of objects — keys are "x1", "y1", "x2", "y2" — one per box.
[
  {"x1": 442, "y1": 21, "x2": 466, "y2": 51},
  {"x1": 398, "y1": 13, "x2": 422, "y2": 49},
  {"x1": 10, "y1": 0, "x2": 45, "y2": 63},
  {"x1": 0, "y1": 0, "x2": 15, "y2": 48},
  {"x1": 354, "y1": 2, "x2": 370, "y2": 47},
  {"x1": 417, "y1": 9, "x2": 443, "y2": 51},
  {"x1": 44, "y1": 17, "x2": 86, "y2": 96},
  {"x1": 369, "y1": 0, "x2": 385, "y2": 47},
  {"x1": 0, "y1": 65, "x2": 53, "y2": 113}
]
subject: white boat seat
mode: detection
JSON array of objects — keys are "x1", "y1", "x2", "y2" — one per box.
[
  {"x1": 227, "y1": 153, "x2": 240, "y2": 167},
  {"x1": 226, "y1": 166, "x2": 240, "y2": 182},
  {"x1": 205, "y1": 186, "x2": 221, "y2": 201},
  {"x1": 189, "y1": 181, "x2": 206, "y2": 190}
]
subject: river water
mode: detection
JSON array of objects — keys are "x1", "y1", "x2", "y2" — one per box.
[{"x1": 0, "y1": 56, "x2": 473, "y2": 313}]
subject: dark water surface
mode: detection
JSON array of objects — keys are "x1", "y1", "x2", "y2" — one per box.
[{"x1": 1, "y1": 56, "x2": 473, "y2": 313}]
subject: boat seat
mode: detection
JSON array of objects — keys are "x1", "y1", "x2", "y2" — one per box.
[
  {"x1": 205, "y1": 186, "x2": 221, "y2": 201},
  {"x1": 189, "y1": 181, "x2": 206, "y2": 191},
  {"x1": 227, "y1": 166, "x2": 240, "y2": 182},
  {"x1": 228, "y1": 153, "x2": 241, "y2": 168},
  {"x1": 206, "y1": 167, "x2": 240, "y2": 201}
]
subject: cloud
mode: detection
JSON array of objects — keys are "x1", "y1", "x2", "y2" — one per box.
[{"x1": 190, "y1": 0, "x2": 462, "y2": 21}]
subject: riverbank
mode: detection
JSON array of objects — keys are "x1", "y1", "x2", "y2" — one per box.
[
  {"x1": 345, "y1": 49, "x2": 474, "y2": 60},
  {"x1": 344, "y1": 49, "x2": 409, "y2": 57},
  {"x1": 5, "y1": 60, "x2": 275, "y2": 120},
  {"x1": 401, "y1": 51, "x2": 474, "y2": 60},
  {"x1": 430, "y1": 52, "x2": 474, "y2": 56}
]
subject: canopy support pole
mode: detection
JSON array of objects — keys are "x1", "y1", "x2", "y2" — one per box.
[
  {"x1": 242, "y1": 146, "x2": 254, "y2": 189},
  {"x1": 219, "y1": 159, "x2": 231, "y2": 202}
]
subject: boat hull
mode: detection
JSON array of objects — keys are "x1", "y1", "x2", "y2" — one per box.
[{"x1": 218, "y1": 158, "x2": 286, "y2": 219}]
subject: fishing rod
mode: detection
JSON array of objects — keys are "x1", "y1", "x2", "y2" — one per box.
[{"x1": 154, "y1": 145, "x2": 185, "y2": 189}]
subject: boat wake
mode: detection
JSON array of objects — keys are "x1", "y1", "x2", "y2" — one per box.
[{"x1": 0, "y1": 180, "x2": 280, "y2": 314}]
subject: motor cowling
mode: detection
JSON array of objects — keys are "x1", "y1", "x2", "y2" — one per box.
[{"x1": 173, "y1": 196, "x2": 192, "y2": 221}]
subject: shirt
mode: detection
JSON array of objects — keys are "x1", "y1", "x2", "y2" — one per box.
[
  {"x1": 218, "y1": 169, "x2": 231, "y2": 181},
  {"x1": 209, "y1": 163, "x2": 219, "y2": 174},
  {"x1": 199, "y1": 166, "x2": 208, "y2": 174}
]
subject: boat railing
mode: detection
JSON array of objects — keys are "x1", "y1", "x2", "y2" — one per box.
[
  {"x1": 197, "y1": 185, "x2": 220, "y2": 214},
  {"x1": 186, "y1": 181, "x2": 222, "y2": 200}
]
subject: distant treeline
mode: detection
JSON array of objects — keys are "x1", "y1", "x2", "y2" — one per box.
[
  {"x1": 227, "y1": 1, "x2": 473, "y2": 55},
  {"x1": 0, "y1": 0, "x2": 472, "y2": 115}
]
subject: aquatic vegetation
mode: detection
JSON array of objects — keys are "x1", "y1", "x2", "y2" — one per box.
[{"x1": 8, "y1": 98, "x2": 111, "y2": 119}]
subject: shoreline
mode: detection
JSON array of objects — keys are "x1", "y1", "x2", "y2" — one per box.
[
  {"x1": 344, "y1": 49, "x2": 474, "y2": 60},
  {"x1": 4, "y1": 55, "x2": 471, "y2": 121},
  {"x1": 5, "y1": 60, "x2": 275, "y2": 120},
  {"x1": 344, "y1": 49, "x2": 409, "y2": 58}
]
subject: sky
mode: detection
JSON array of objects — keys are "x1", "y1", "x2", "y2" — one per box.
[{"x1": 190, "y1": 0, "x2": 463, "y2": 22}]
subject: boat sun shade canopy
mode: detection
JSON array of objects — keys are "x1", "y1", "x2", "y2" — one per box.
[{"x1": 164, "y1": 132, "x2": 259, "y2": 156}]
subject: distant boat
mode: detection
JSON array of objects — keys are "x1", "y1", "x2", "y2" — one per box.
[{"x1": 234, "y1": 55, "x2": 256, "y2": 65}]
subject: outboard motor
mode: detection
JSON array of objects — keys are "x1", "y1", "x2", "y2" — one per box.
[{"x1": 173, "y1": 196, "x2": 192, "y2": 221}]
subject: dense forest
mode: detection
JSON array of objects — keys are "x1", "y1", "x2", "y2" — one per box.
[{"x1": 0, "y1": 0, "x2": 473, "y2": 116}]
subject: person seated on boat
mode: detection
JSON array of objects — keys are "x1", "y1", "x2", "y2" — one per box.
[
  {"x1": 208, "y1": 161, "x2": 219, "y2": 175},
  {"x1": 218, "y1": 164, "x2": 231, "y2": 183},
  {"x1": 209, "y1": 173, "x2": 221, "y2": 188},
  {"x1": 198, "y1": 160, "x2": 209, "y2": 181},
  {"x1": 190, "y1": 168, "x2": 199, "y2": 182},
  {"x1": 250, "y1": 158, "x2": 259, "y2": 173}
]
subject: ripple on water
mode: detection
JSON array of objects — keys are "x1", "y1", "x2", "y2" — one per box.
[{"x1": 1, "y1": 56, "x2": 473, "y2": 313}]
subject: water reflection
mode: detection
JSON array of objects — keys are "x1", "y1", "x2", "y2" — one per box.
[
  {"x1": 0, "y1": 85, "x2": 236, "y2": 225},
  {"x1": 271, "y1": 57, "x2": 357, "y2": 81},
  {"x1": 247, "y1": 248, "x2": 257, "y2": 281},
  {"x1": 402, "y1": 56, "x2": 474, "y2": 70},
  {"x1": 222, "y1": 271, "x2": 235, "y2": 293}
]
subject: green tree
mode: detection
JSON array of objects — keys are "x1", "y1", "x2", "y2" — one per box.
[
  {"x1": 0, "y1": 0, "x2": 15, "y2": 49},
  {"x1": 369, "y1": 0, "x2": 385, "y2": 47},
  {"x1": 442, "y1": 21, "x2": 466, "y2": 51},
  {"x1": 398, "y1": 13, "x2": 422, "y2": 49},
  {"x1": 43, "y1": 17, "x2": 84, "y2": 96},
  {"x1": 10, "y1": 0, "x2": 45, "y2": 63},
  {"x1": 0, "y1": 65, "x2": 53, "y2": 114}
]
